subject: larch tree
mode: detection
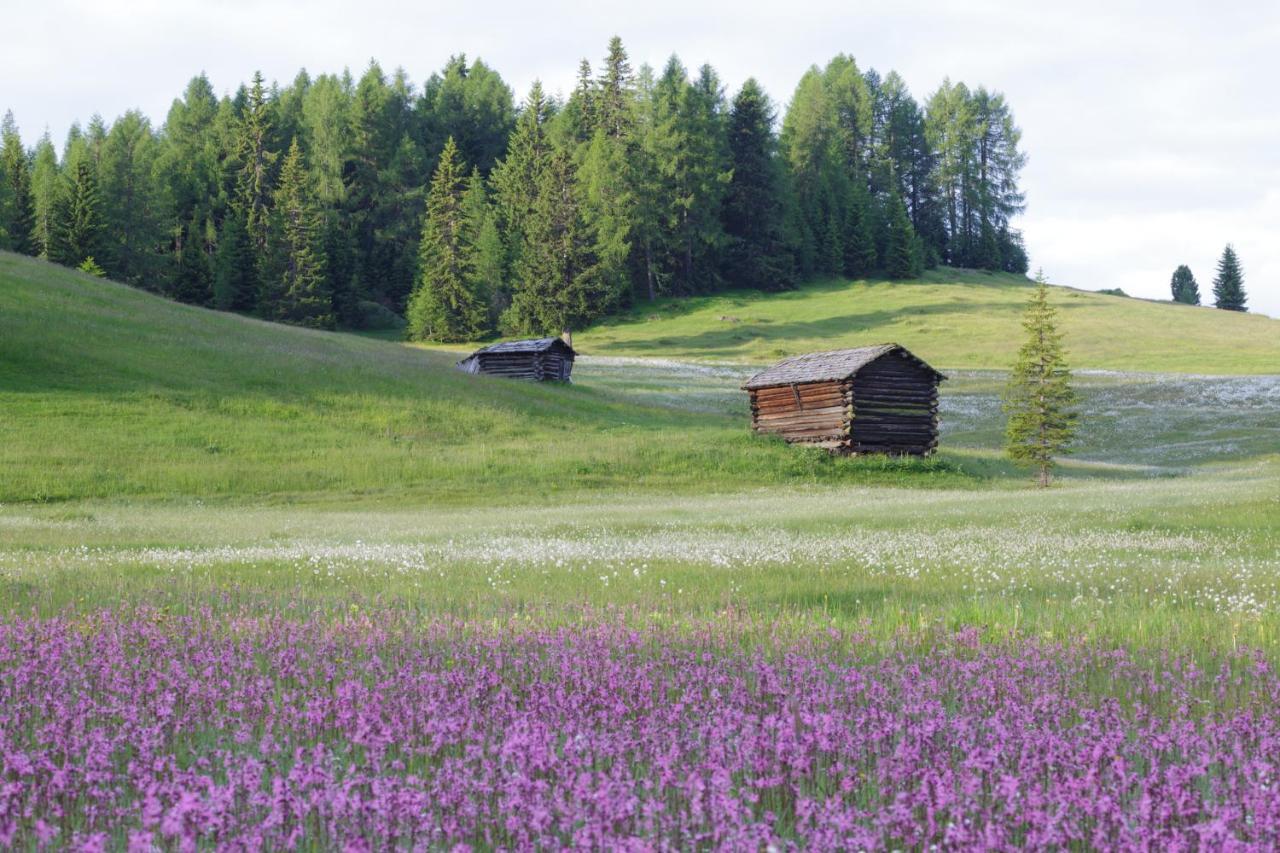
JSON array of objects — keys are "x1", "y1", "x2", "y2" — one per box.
[
  {"x1": 406, "y1": 137, "x2": 484, "y2": 342},
  {"x1": 1003, "y1": 272, "x2": 1078, "y2": 487},
  {"x1": 0, "y1": 112, "x2": 37, "y2": 255},
  {"x1": 29, "y1": 132, "x2": 59, "y2": 258},
  {"x1": 1211, "y1": 244, "x2": 1247, "y2": 312},
  {"x1": 261, "y1": 138, "x2": 333, "y2": 328},
  {"x1": 883, "y1": 190, "x2": 919, "y2": 279},
  {"x1": 1169, "y1": 264, "x2": 1200, "y2": 305}
]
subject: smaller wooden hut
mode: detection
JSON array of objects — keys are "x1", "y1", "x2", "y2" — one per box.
[
  {"x1": 456, "y1": 337, "x2": 576, "y2": 382},
  {"x1": 742, "y1": 344, "x2": 945, "y2": 455}
]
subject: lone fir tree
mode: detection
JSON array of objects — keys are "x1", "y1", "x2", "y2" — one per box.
[
  {"x1": 1169, "y1": 264, "x2": 1199, "y2": 305},
  {"x1": 1212, "y1": 244, "x2": 1247, "y2": 312},
  {"x1": 1004, "y1": 272, "x2": 1077, "y2": 487}
]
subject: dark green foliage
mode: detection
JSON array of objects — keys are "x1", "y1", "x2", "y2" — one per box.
[
  {"x1": 507, "y1": 150, "x2": 606, "y2": 335},
  {"x1": 0, "y1": 112, "x2": 37, "y2": 255},
  {"x1": 722, "y1": 79, "x2": 794, "y2": 290},
  {"x1": 212, "y1": 213, "x2": 256, "y2": 312},
  {"x1": 171, "y1": 217, "x2": 213, "y2": 305},
  {"x1": 419, "y1": 55, "x2": 516, "y2": 175},
  {"x1": 12, "y1": 42, "x2": 1029, "y2": 329},
  {"x1": 261, "y1": 139, "x2": 333, "y2": 329},
  {"x1": 1170, "y1": 264, "x2": 1200, "y2": 305},
  {"x1": 1212, "y1": 245, "x2": 1247, "y2": 312},
  {"x1": 1003, "y1": 273, "x2": 1077, "y2": 487},
  {"x1": 48, "y1": 159, "x2": 105, "y2": 267},
  {"x1": 406, "y1": 138, "x2": 484, "y2": 341},
  {"x1": 842, "y1": 182, "x2": 877, "y2": 277},
  {"x1": 884, "y1": 191, "x2": 920, "y2": 279},
  {"x1": 233, "y1": 72, "x2": 278, "y2": 262}
]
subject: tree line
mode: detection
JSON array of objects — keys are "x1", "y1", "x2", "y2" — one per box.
[
  {"x1": 1169, "y1": 244, "x2": 1248, "y2": 312},
  {"x1": 0, "y1": 38, "x2": 1030, "y2": 339}
]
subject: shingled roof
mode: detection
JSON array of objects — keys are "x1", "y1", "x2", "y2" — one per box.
[
  {"x1": 741, "y1": 344, "x2": 945, "y2": 390},
  {"x1": 466, "y1": 337, "x2": 576, "y2": 357}
]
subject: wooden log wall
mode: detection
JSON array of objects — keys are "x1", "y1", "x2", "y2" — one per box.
[
  {"x1": 749, "y1": 380, "x2": 851, "y2": 445},
  {"x1": 474, "y1": 352, "x2": 574, "y2": 382},
  {"x1": 848, "y1": 354, "x2": 939, "y2": 455}
]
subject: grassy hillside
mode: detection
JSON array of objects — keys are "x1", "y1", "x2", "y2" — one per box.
[
  {"x1": 0, "y1": 252, "x2": 971, "y2": 503},
  {"x1": 580, "y1": 270, "x2": 1280, "y2": 373}
]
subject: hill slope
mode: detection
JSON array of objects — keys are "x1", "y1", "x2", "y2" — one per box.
[
  {"x1": 580, "y1": 270, "x2": 1280, "y2": 373},
  {"x1": 0, "y1": 253, "x2": 961, "y2": 503}
]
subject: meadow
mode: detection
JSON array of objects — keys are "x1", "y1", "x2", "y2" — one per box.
[{"x1": 2, "y1": 252, "x2": 1280, "y2": 847}]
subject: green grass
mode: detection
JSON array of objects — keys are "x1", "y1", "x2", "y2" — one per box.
[
  {"x1": 2, "y1": 251, "x2": 1278, "y2": 657},
  {"x1": 579, "y1": 269, "x2": 1280, "y2": 373},
  {"x1": 0, "y1": 252, "x2": 989, "y2": 503}
]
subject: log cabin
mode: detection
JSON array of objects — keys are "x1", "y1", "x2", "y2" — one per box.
[
  {"x1": 456, "y1": 337, "x2": 576, "y2": 382},
  {"x1": 742, "y1": 344, "x2": 945, "y2": 455}
]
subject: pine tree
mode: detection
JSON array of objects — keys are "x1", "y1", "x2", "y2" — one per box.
[
  {"x1": 1211, "y1": 244, "x2": 1247, "y2": 311},
  {"x1": 0, "y1": 112, "x2": 37, "y2": 255},
  {"x1": 883, "y1": 190, "x2": 919, "y2": 279},
  {"x1": 48, "y1": 159, "x2": 105, "y2": 267},
  {"x1": 406, "y1": 137, "x2": 483, "y2": 341},
  {"x1": 261, "y1": 138, "x2": 333, "y2": 328},
  {"x1": 722, "y1": 78, "x2": 795, "y2": 290},
  {"x1": 1003, "y1": 272, "x2": 1077, "y2": 487},
  {"x1": 1169, "y1": 264, "x2": 1200, "y2": 305}
]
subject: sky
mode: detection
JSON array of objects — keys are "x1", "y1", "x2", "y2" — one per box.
[{"x1": 4, "y1": 0, "x2": 1278, "y2": 316}]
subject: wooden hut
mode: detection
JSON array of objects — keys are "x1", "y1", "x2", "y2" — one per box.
[
  {"x1": 742, "y1": 344, "x2": 945, "y2": 455},
  {"x1": 456, "y1": 337, "x2": 576, "y2": 382}
]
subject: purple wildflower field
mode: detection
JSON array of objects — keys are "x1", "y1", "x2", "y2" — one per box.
[{"x1": 3, "y1": 609, "x2": 1279, "y2": 850}]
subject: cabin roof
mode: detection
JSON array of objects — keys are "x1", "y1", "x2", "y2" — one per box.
[
  {"x1": 741, "y1": 344, "x2": 945, "y2": 390},
  {"x1": 465, "y1": 337, "x2": 576, "y2": 358}
]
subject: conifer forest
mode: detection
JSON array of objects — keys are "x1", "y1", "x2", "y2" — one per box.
[{"x1": 0, "y1": 38, "x2": 1028, "y2": 339}]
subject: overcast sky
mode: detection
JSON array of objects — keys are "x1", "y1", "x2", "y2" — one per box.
[{"x1": 5, "y1": 0, "x2": 1278, "y2": 316}]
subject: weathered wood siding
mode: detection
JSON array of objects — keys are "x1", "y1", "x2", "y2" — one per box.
[
  {"x1": 848, "y1": 352, "x2": 938, "y2": 455},
  {"x1": 472, "y1": 351, "x2": 574, "y2": 382},
  {"x1": 748, "y1": 380, "x2": 849, "y2": 447}
]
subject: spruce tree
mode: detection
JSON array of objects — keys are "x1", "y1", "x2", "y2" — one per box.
[
  {"x1": 462, "y1": 169, "x2": 505, "y2": 329},
  {"x1": 1211, "y1": 244, "x2": 1247, "y2": 311},
  {"x1": 842, "y1": 181, "x2": 877, "y2": 277},
  {"x1": 0, "y1": 112, "x2": 37, "y2": 255},
  {"x1": 1169, "y1": 264, "x2": 1199, "y2": 305},
  {"x1": 172, "y1": 216, "x2": 213, "y2": 305},
  {"x1": 232, "y1": 70, "x2": 277, "y2": 302},
  {"x1": 48, "y1": 159, "x2": 105, "y2": 267},
  {"x1": 261, "y1": 139, "x2": 333, "y2": 328},
  {"x1": 1003, "y1": 272, "x2": 1077, "y2": 487},
  {"x1": 491, "y1": 81, "x2": 552, "y2": 279},
  {"x1": 508, "y1": 149, "x2": 605, "y2": 334},
  {"x1": 406, "y1": 137, "x2": 483, "y2": 341},
  {"x1": 212, "y1": 214, "x2": 256, "y2": 312},
  {"x1": 722, "y1": 78, "x2": 794, "y2": 290},
  {"x1": 883, "y1": 190, "x2": 919, "y2": 279}
]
